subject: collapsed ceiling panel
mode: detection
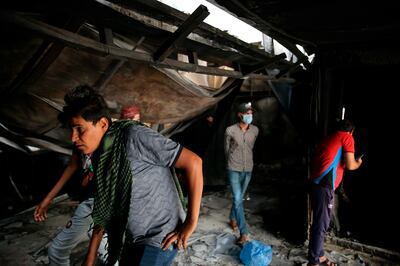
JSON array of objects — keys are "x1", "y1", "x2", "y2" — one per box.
[{"x1": 3, "y1": 0, "x2": 282, "y2": 152}]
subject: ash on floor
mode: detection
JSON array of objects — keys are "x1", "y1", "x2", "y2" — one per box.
[{"x1": 1, "y1": 190, "x2": 398, "y2": 266}]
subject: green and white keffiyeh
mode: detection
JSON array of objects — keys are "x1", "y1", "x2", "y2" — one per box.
[{"x1": 92, "y1": 120, "x2": 138, "y2": 265}]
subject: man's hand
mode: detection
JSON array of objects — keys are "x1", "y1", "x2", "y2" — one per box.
[
  {"x1": 162, "y1": 220, "x2": 197, "y2": 251},
  {"x1": 165, "y1": 147, "x2": 203, "y2": 251},
  {"x1": 33, "y1": 199, "x2": 51, "y2": 222}
]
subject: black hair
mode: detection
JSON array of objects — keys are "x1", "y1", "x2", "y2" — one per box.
[
  {"x1": 58, "y1": 85, "x2": 111, "y2": 126},
  {"x1": 336, "y1": 119, "x2": 355, "y2": 132}
]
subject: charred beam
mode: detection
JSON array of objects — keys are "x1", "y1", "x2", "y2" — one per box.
[
  {"x1": 276, "y1": 56, "x2": 309, "y2": 79},
  {"x1": 234, "y1": 62, "x2": 242, "y2": 73},
  {"x1": 187, "y1": 51, "x2": 198, "y2": 65},
  {"x1": 153, "y1": 5, "x2": 209, "y2": 62},
  {"x1": 241, "y1": 53, "x2": 287, "y2": 77},
  {"x1": 213, "y1": 0, "x2": 313, "y2": 68},
  {"x1": 112, "y1": 0, "x2": 276, "y2": 63},
  {"x1": 94, "y1": 35, "x2": 146, "y2": 91},
  {"x1": 247, "y1": 73, "x2": 295, "y2": 83},
  {"x1": 2, "y1": 12, "x2": 242, "y2": 78},
  {"x1": 327, "y1": 235, "x2": 400, "y2": 262},
  {"x1": 99, "y1": 26, "x2": 114, "y2": 45},
  {"x1": 6, "y1": 16, "x2": 84, "y2": 96},
  {"x1": 96, "y1": 26, "x2": 122, "y2": 91},
  {"x1": 131, "y1": 36, "x2": 146, "y2": 51},
  {"x1": 93, "y1": 60, "x2": 125, "y2": 92}
]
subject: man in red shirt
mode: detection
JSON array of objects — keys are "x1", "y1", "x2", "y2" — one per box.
[
  {"x1": 308, "y1": 119, "x2": 362, "y2": 266},
  {"x1": 120, "y1": 104, "x2": 141, "y2": 121}
]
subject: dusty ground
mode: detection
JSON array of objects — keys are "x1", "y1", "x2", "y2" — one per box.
[{"x1": 0, "y1": 187, "x2": 399, "y2": 266}]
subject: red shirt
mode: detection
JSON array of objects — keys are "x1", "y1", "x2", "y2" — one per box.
[{"x1": 309, "y1": 131, "x2": 355, "y2": 190}]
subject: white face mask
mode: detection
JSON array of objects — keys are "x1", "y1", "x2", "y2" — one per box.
[{"x1": 242, "y1": 114, "x2": 253, "y2": 124}]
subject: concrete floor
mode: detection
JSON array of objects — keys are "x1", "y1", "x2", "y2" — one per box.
[{"x1": 0, "y1": 188, "x2": 399, "y2": 265}]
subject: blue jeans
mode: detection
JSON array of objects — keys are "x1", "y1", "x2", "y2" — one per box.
[
  {"x1": 48, "y1": 198, "x2": 110, "y2": 266},
  {"x1": 228, "y1": 170, "x2": 251, "y2": 236},
  {"x1": 119, "y1": 241, "x2": 177, "y2": 266}
]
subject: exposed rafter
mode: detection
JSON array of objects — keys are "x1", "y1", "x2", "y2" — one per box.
[
  {"x1": 103, "y1": 0, "x2": 283, "y2": 65},
  {"x1": 211, "y1": 0, "x2": 312, "y2": 68},
  {"x1": 241, "y1": 53, "x2": 287, "y2": 77},
  {"x1": 6, "y1": 16, "x2": 84, "y2": 96},
  {"x1": 2, "y1": 12, "x2": 243, "y2": 78},
  {"x1": 153, "y1": 5, "x2": 209, "y2": 62}
]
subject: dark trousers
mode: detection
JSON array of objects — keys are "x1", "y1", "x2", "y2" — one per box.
[{"x1": 308, "y1": 184, "x2": 334, "y2": 264}]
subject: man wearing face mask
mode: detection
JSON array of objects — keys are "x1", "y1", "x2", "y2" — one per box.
[{"x1": 224, "y1": 102, "x2": 259, "y2": 244}]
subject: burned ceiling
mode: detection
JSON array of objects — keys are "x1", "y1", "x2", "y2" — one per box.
[
  {"x1": 211, "y1": 0, "x2": 400, "y2": 65},
  {"x1": 3, "y1": 0, "x2": 398, "y2": 153},
  {"x1": 0, "y1": 0, "x2": 292, "y2": 153}
]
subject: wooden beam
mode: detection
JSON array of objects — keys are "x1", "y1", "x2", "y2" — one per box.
[
  {"x1": 99, "y1": 26, "x2": 114, "y2": 45},
  {"x1": 241, "y1": 53, "x2": 287, "y2": 77},
  {"x1": 153, "y1": 5, "x2": 209, "y2": 62},
  {"x1": 93, "y1": 59, "x2": 126, "y2": 92},
  {"x1": 110, "y1": 0, "x2": 276, "y2": 63},
  {"x1": 234, "y1": 62, "x2": 242, "y2": 73},
  {"x1": 94, "y1": 35, "x2": 146, "y2": 91},
  {"x1": 2, "y1": 12, "x2": 242, "y2": 78},
  {"x1": 187, "y1": 51, "x2": 198, "y2": 65},
  {"x1": 131, "y1": 36, "x2": 146, "y2": 51},
  {"x1": 95, "y1": 26, "x2": 123, "y2": 91},
  {"x1": 212, "y1": 0, "x2": 313, "y2": 68},
  {"x1": 276, "y1": 56, "x2": 309, "y2": 79},
  {"x1": 6, "y1": 16, "x2": 84, "y2": 95},
  {"x1": 6, "y1": 42, "x2": 51, "y2": 94},
  {"x1": 327, "y1": 235, "x2": 400, "y2": 262},
  {"x1": 247, "y1": 73, "x2": 295, "y2": 83}
]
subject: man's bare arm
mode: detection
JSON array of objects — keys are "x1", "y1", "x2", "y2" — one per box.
[
  {"x1": 34, "y1": 154, "x2": 79, "y2": 222},
  {"x1": 343, "y1": 152, "x2": 362, "y2": 170},
  {"x1": 83, "y1": 226, "x2": 105, "y2": 266},
  {"x1": 162, "y1": 147, "x2": 203, "y2": 250}
]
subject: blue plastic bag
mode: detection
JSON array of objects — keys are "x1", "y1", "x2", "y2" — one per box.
[{"x1": 239, "y1": 240, "x2": 273, "y2": 266}]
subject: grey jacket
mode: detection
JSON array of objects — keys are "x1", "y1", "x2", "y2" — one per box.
[{"x1": 224, "y1": 123, "x2": 259, "y2": 172}]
